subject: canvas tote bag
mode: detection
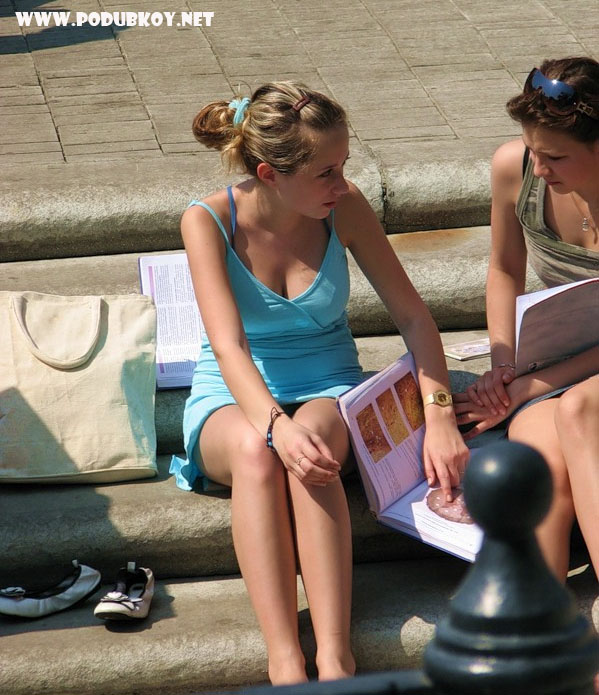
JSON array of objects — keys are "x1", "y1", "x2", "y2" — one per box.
[{"x1": 0, "y1": 291, "x2": 158, "y2": 483}]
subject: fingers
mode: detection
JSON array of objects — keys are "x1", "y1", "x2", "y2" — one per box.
[
  {"x1": 423, "y1": 457, "x2": 437, "y2": 488},
  {"x1": 466, "y1": 383, "x2": 483, "y2": 407},
  {"x1": 288, "y1": 453, "x2": 339, "y2": 486},
  {"x1": 462, "y1": 418, "x2": 495, "y2": 441},
  {"x1": 287, "y1": 434, "x2": 341, "y2": 486},
  {"x1": 424, "y1": 446, "x2": 468, "y2": 503},
  {"x1": 460, "y1": 367, "x2": 515, "y2": 420},
  {"x1": 473, "y1": 376, "x2": 503, "y2": 417}
]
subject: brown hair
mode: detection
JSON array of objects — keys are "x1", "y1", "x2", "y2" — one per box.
[
  {"x1": 192, "y1": 81, "x2": 347, "y2": 175},
  {"x1": 506, "y1": 57, "x2": 599, "y2": 142}
]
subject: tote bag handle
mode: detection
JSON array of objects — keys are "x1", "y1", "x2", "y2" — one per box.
[{"x1": 11, "y1": 293, "x2": 102, "y2": 370}]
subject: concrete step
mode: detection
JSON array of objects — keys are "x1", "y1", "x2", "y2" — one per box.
[
  {"x1": 0, "y1": 328, "x2": 491, "y2": 458},
  {"x1": 0, "y1": 454, "x2": 465, "y2": 589},
  {"x1": 0, "y1": 228, "x2": 543, "y2": 334},
  {"x1": 0, "y1": 227, "x2": 493, "y2": 332},
  {"x1": 0, "y1": 560, "x2": 463, "y2": 695},
  {"x1": 1, "y1": 559, "x2": 596, "y2": 695},
  {"x1": 0, "y1": 143, "x2": 381, "y2": 263}
]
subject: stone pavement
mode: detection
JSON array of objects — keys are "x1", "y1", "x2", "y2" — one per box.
[{"x1": 2, "y1": 0, "x2": 599, "y2": 175}]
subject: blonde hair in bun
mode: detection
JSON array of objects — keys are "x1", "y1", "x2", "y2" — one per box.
[{"x1": 192, "y1": 81, "x2": 347, "y2": 175}]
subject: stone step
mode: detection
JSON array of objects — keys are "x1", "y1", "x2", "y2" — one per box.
[
  {"x1": 0, "y1": 328, "x2": 490, "y2": 459},
  {"x1": 1, "y1": 559, "x2": 596, "y2": 695},
  {"x1": 0, "y1": 228, "x2": 543, "y2": 334},
  {"x1": 0, "y1": 454, "x2": 466, "y2": 589},
  {"x1": 0, "y1": 227, "x2": 494, "y2": 332},
  {"x1": 0, "y1": 144, "x2": 381, "y2": 263},
  {"x1": 0, "y1": 560, "x2": 462, "y2": 695}
]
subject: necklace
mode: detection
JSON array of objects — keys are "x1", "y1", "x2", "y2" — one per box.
[{"x1": 569, "y1": 192, "x2": 596, "y2": 233}]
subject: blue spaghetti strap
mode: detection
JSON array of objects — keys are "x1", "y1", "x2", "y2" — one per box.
[
  {"x1": 226, "y1": 185, "x2": 237, "y2": 236},
  {"x1": 188, "y1": 199, "x2": 229, "y2": 243}
]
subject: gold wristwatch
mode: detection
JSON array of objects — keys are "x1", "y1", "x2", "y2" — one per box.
[{"x1": 423, "y1": 390, "x2": 453, "y2": 407}]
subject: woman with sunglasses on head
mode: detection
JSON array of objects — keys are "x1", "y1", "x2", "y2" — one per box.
[
  {"x1": 172, "y1": 82, "x2": 468, "y2": 685},
  {"x1": 454, "y1": 57, "x2": 599, "y2": 583}
]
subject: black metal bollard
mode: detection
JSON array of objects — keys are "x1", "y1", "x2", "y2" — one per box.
[{"x1": 424, "y1": 440, "x2": 599, "y2": 694}]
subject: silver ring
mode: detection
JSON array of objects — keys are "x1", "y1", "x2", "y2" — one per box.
[{"x1": 296, "y1": 455, "x2": 306, "y2": 467}]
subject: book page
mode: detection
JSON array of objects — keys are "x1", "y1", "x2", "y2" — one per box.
[
  {"x1": 139, "y1": 254, "x2": 204, "y2": 389},
  {"x1": 380, "y1": 480, "x2": 483, "y2": 562},
  {"x1": 515, "y1": 277, "x2": 599, "y2": 376},
  {"x1": 339, "y1": 354, "x2": 425, "y2": 512}
]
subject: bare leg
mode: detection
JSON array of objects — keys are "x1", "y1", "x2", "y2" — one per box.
[
  {"x1": 508, "y1": 399, "x2": 575, "y2": 582},
  {"x1": 555, "y1": 377, "x2": 599, "y2": 581},
  {"x1": 288, "y1": 398, "x2": 355, "y2": 681},
  {"x1": 200, "y1": 406, "x2": 307, "y2": 685}
]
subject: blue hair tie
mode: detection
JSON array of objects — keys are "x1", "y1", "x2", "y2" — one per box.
[{"x1": 229, "y1": 97, "x2": 250, "y2": 126}]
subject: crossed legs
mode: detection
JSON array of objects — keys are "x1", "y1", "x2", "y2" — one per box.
[
  {"x1": 507, "y1": 376, "x2": 599, "y2": 583},
  {"x1": 198, "y1": 398, "x2": 354, "y2": 685}
]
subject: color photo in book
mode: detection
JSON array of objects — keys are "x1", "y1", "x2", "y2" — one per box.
[{"x1": 338, "y1": 353, "x2": 482, "y2": 561}]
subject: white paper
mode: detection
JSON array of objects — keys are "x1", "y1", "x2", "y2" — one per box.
[
  {"x1": 443, "y1": 337, "x2": 490, "y2": 361},
  {"x1": 138, "y1": 253, "x2": 204, "y2": 389},
  {"x1": 380, "y1": 480, "x2": 483, "y2": 562}
]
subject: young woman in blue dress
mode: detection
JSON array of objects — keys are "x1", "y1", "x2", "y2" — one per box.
[
  {"x1": 454, "y1": 57, "x2": 599, "y2": 584},
  {"x1": 175, "y1": 82, "x2": 468, "y2": 685}
]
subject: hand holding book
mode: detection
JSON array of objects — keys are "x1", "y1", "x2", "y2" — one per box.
[{"x1": 337, "y1": 353, "x2": 482, "y2": 562}]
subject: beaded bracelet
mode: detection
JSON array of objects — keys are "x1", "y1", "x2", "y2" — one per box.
[{"x1": 266, "y1": 407, "x2": 284, "y2": 451}]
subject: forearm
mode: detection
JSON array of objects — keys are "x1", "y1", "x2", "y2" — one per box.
[
  {"x1": 486, "y1": 265, "x2": 522, "y2": 367},
  {"x1": 400, "y1": 310, "x2": 454, "y2": 406},
  {"x1": 513, "y1": 344, "x2": 599, "y2": 404},
  {"x1": 214, "y1": 342, "x2": 287, "y2": 438}
]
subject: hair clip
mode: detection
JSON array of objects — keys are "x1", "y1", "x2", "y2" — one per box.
[{"x1": 292, "y1": 96, "x2": 311, "y2": 112}]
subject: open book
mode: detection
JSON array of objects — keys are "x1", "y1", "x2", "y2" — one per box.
[
  {"x1": 338, "y1": 353, "x2": 482, "y2": 562},
  {"x1": 138, "y1": 253, "x2": 203, "y2": 389},
  {"x1": 515, "y1": 277, "x2": 599, "y2": 377}
]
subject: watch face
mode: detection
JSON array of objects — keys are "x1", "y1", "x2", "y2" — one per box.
[{"x1": 436, "y1": 391, "x2": 451, "y2": 406}]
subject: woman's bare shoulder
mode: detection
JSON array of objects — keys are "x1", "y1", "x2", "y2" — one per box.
[
  {"x1": 334, "y1": 181, "x2": 379, "y2": 245},
  {"x1": 181, "y1": 188, "x2": 230, "y2": 224},
  {"x1": 492, "y1": 139, "x2": 527, "y2": 182}
]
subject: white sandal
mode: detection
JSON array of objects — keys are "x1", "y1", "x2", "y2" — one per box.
[
  {"x1": 0, "y1": 560, "x2": 101, "y2": 619},
  {"x1": 94, "y1": 562, "x2": 154, "y2": 621}
]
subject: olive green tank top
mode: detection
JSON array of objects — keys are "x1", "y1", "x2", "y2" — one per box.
[{"x1": 516, "y1": 157, "x2": 599, "y2": 287}]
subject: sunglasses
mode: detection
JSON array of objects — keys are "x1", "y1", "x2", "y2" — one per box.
[{"x1": 524, "y1": 68, "x2": 599, "y2": 121}]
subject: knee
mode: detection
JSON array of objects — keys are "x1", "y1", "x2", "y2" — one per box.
[
  {"x1": 231, "y1": 430, "x2": 283, "y2": 486},
  {"x1": 297, "y1": 408, "x2": 349, "y2": 452},
  {"x1": 311, "y1": 410, "x2": 348, "y2": 443},
  {"x1": 555, "y1": 384, "x2": 598, "y2": 436}
]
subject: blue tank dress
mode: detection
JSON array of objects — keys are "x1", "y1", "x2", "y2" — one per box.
[{"x1": 170, "y1": 187, "x2": 364, "y2": 490}]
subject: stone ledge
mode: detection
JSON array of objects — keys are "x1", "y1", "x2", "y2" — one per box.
[
  {"x1": 0, "y1": 455, "x2": 462, "y2": 588},
  {"x1": 0, "y1": 142, "x2": 380, "y2": 262},
  {"x1": 0, "y1": 560, "x2": 595, "y2": 695},
  {"x1": 0, "y1": 227, "x2": 543, "y2": 334},
  {"x1": 0, "y1": 560, "x2": 471, "y2": 695}
]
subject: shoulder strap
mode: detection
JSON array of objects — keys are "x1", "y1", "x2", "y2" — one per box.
[
  {"x1": 188, "y1": 199, "x2": 230, "y2": 243},
  {"x1": 226, "y1": 186, "x2": 237, "y2": 236},
  {"x1": 522, "y1": 146, "x2": 530, "y2": 178}
]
